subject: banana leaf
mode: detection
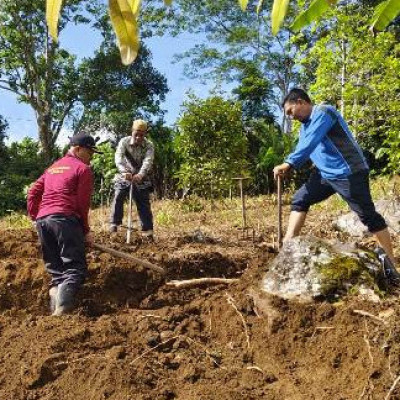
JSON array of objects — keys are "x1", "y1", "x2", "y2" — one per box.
[
  {"x1": 46, "y1": 0, "x2": 63, "y2": 41},
  {"x1": 291, "y1": 0, "x2": 338, "y2": 32},
  {"x1": 109, "y1": 0, "x2": 140, "y2": 65},
  {"x1": 370, "y1": 0, "x2": 400, "y2": 31},
  {"x1": 271, "y1": 0, "x2": 290, "y2": 35},
  {"x1": 257, "y1": 0, "x2": 264, "y2": 14},
  {"x1": 239, "y1": 0, "x2": 249, "y2": 12},
  {"x1": 128, "y1": 0, "x2": 141, "y2": 15}
]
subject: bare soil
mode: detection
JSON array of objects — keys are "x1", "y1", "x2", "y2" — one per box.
[{"x1": 0, "y1": 210, "x2": 400, "y2": 400}]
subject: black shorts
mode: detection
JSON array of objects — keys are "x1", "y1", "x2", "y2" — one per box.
[{"x1": 291, "y1": 170, "x2": 387, "y2": 233}]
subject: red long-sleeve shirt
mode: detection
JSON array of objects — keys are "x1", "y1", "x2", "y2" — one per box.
[{"x1": 27, "y1": 152, "x2": 94, "y2": 234}]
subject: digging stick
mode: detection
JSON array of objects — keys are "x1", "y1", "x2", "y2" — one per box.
[
  {"x1": 92, "y1": 243, "x2": 165, "y2": 275},
  {"x1": 277, "y1": 174, "x2": 283, "y2": 249},
  {"x1": 166, "y1": 278, "x2": 239, "y2": 288},
  {"x1": 126, "y1": 183, "x2": 134, "y2": 244}
]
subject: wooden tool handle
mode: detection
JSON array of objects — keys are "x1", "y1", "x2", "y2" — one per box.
[
  {"x1": 277, "y1": 175, "x2": 283, "y2": 249},
  {"x1": 92, "y1": 243, "x2": 165, "y2": 275}
]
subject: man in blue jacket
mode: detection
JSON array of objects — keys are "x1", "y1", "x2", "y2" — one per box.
[{"x1": 273, "y1": 88, "x2": 399, "y2": 284}]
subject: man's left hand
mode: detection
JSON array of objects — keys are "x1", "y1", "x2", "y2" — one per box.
[{"x1": 131, "y1": 174, "x2": 143, "y2": 184}]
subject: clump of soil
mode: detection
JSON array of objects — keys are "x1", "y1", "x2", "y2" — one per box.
[{"x1": 0, "y1": 225, "x2": 399, "y2": 400}]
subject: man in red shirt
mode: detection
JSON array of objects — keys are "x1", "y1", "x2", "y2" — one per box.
[{"x1": 27, "y1": 132, "x2": 102, "y2": 315}]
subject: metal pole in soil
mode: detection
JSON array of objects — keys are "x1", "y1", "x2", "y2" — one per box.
[
  {"x1": 239, "y1": 178, "x2": 247, "y2": 229},
  {"x1": 100, "y1": 176, "x2": 105, "y2": 231},
  {"x1": 277, "y1": 175, "x2": 283, "y2": 249},
  {"x1": 127, "y1": 183, "x2": 134, "y2": 244}
]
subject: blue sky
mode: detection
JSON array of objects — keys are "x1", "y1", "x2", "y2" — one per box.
[{"x1": 0, "y1": 21, "x2": 222, "y2": 144}]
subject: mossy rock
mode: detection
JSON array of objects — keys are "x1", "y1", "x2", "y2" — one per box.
[{"x1": 260, "y1": 236, "x2": 384, "y2": 302}]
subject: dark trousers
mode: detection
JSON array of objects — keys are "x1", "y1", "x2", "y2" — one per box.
[
  {"x1": 110, "y1": 181, "x2": 153, "y2": 231},
  {"x1": 291, "y1": 170, "x2": 387, "y2": 233},
  {"x1": 36, "y1": 215, "x2": 87, "y2": 289}
]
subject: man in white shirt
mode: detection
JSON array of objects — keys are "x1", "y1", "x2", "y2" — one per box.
[{"x1": 109, "y1": 119, "x2": 154, "y2": 237}]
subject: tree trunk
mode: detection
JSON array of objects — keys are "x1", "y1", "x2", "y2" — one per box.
[{"x1": 37, "y1": 111, "x2": 55, "y2": 165}]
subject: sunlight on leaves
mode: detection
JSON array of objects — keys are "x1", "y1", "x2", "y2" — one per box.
[
  {"x1": 291, "y1": 0, "x2": 338, "y2": 32},
  {"x1": 370, "y1": 0, "x2": 400, "y2": 32}
]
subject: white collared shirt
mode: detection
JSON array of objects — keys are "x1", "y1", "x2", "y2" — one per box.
[{"x1": 114, "y1": 136, "x2": 154, "y2": 181}]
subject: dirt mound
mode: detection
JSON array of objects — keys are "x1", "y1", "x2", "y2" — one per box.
[{"x1": 0, "y1": 228, "x2": 400, "y2": 400}]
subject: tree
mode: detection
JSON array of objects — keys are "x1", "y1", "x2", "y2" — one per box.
[
  {"x1": 175, "y1": 95, "x2": 248, "y2": 195},
  {"x1": 0, "y1": 0, "x2": 168, "y2": 164},
  {"x1": 144, "y1": 0, "x2": 299, "y2": 132},
  {"x1": 232, "y1": 63, "x2": 275, "y2": 122},
  {"x1": 0, "y1": 0, "x2": 101, "y2": 163},
  {"x1": 0, "y1": 116, "x2": 8, "y2": 175},
  {"x1": 76, "y1": 43, "x2": 168, "y2": 139},
  {"x1": 301, "y1": 5, "x2": 400, "y2": 174}
]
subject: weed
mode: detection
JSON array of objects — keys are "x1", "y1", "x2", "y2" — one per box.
[
  {"x1": 156, "y1": 210, "x2": 175, "y2": 227},
  {"x1": 1, "y1": 210, "x2": 32, "y2": 229}
]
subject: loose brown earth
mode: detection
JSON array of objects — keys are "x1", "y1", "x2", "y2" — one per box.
[{"x1": 0, "y1": 203, "x2": 399, "y2": 400}]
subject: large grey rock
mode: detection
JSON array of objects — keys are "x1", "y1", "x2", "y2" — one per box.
[
  {"x1": 260, "y1": 236, "x2": 382, "y2": 302},
  {"x1": 334, "y1": 200, "x2": 400, "y2": 237}
]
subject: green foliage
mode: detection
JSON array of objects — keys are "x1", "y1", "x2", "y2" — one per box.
[
  {"x1": 91, "y1": 142, "x2": 118, "y2": 206},
  {"x1": 0, "y1": 0, "x2": 98, "y2": 162},
  {"x1": 300, "y1": 6, "x2": 400, "y2": 174},
  {"x1": 0, "y1": 138, "x2": 46, "y2": 215},
  {"x1": 0, "y1": 1, "x2": 166, "y2": 164},
  {"x1": 178, "y1": 195, "x2": 206, "y2": 213},
  {"x1": 291, "y1": 0, "x2": 339, "y2": 32},
  {"x1": 232, "y1": 63, "x2": 275, "y2": 122},
  {"x1": 176, "y1": 96, "x2": 248, "y2": 196},
  {"x1": 155, "y1": 210, "x2": 176, "y2": 226},
  {"x1": 369, "y1": 0, "x2": 400, "y2": 32},
  {"x1": 3, "y1": 211, "x2": 32, "y2": 229},
  {"x1": 149, "y1": 123, "x2": 180, "y2": 198},
  {"x1": 244, "y1": 120, "x2": 294, "y2": 193},
  {"x1": 77, "y1": 44, "x2": 168, "y2": 138},
  {"x1": 144, "y1": 0, "x2": 299, "y2": 128}
]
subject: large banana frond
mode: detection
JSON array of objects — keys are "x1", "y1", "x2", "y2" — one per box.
[
  {"x1": 109, "y1": 0, "x2": 140, "y2": 65},
  {"x1": 128, "y1": 0, "x2": 142, "y2": 15},
  {"x1": 370, "y1": 0, "x2": 400, "y2": 32},
  {"x1": 257, "y1": 0, "x2": 265, "y2": 14},
  {"x1": 291, "y1": 0, "x2": 338, "y2": 32},
  {"x1": 46, "y1": 0, "x2": 63, "y2": 41},
  {"x1": 271, "y1": 0, "x2": 290, "y2": 35},
  {"x1": 239, "y1": 0, "x2": 249, "y2": 12}
]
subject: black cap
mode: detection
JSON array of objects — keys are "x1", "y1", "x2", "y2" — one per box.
[{"x1": 69, "y1": 132, "x2": 103, "y2": 154}]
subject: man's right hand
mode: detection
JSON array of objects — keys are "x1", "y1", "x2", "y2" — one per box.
[{"x1": 273, "y1": 163, "x2": 291, "y2": 180}]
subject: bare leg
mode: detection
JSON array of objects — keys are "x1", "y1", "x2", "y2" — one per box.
[
  {"x1": 374, "y1": 228, "x2": 397, "y2": 267},
  {"x1": 283, "y1": 211, "x2": 307, "y2": 242}
]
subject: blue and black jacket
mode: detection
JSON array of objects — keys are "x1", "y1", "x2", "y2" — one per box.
[{"x1": 285, "y1": 105, "x2": 369, "y2": 179}]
